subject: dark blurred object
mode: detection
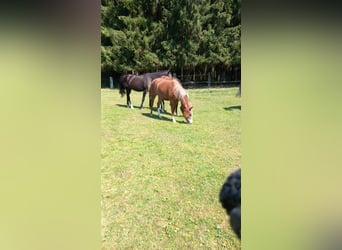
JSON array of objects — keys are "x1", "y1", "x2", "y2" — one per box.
[
  {"x1": 311, "y1": 217, "x2": 342, "y2": 250},
  {"x1": 219, "y1": 168, "x2": 241, "y2": 239},
  {"x1": 236, "y1": 84, "x2": 241, "y2": 97}
]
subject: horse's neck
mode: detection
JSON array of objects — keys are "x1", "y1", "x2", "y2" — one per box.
[{"x1": 180, "y1": 94, "x2": 190, "y2": 108}]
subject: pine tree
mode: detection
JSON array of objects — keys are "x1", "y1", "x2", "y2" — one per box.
[{"x1": 101, "y1": 0, "x2": 241, "y2": 81}]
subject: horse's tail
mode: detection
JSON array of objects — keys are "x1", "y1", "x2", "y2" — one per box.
[
  {"x1": 144, "y1": 75, "x2": 152, "y2": 91},
  {"x1": 149, "y1": 78, "x2": 159, "y2": 93},
  {"x1": 147, "y1": 78, "x2": 153, "y2": 92},
  {"x1": 119, "y1": 77, "x2": 126, "y2": 97}
]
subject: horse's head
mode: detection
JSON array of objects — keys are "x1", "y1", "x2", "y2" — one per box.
[{"x1": 180, "y1": 104, "x2": 193, "y2": 124}]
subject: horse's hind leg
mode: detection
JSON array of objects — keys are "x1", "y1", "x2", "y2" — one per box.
[
  {"x1": 157, "y1": 98, "x2": 163, "y2": 119},
  {"x1": 175, "y1": 101, "x2": 179, "y2": 116},
  {"x1": 127, "y1": 89, "x2": 133, "y2": 109},
  {"x1": 149, "y1": 94, "x2": 155, "y2": 116},
  {"x1": 170, "y1": 100, "x2": 177, "y2": 123}
]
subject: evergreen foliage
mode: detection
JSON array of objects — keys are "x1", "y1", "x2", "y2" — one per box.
[{"x1": 101, "y1": 0, "x2": 241, "y2": 81}]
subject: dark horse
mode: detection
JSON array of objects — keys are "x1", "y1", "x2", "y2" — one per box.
[
  {"x1": 119, "y1": 70, "x2": 172, "y2": 109},
  {"x1": 149, "y1": 76, "x2": 193, "y2": 124}
]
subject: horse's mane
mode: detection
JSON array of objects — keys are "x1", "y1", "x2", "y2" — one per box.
[{"x1": 172, "y1": 78, "x2": 188, "y2": 100}]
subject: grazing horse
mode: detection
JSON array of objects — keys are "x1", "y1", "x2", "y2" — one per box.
[
  {"x1": 119, "y1": 70, "x2": 172, "y2": 109},
  {"x1": 149, "y1": 76, "x2": 193, "y2": 124}
]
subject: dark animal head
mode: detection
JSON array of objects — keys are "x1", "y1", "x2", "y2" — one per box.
[{"x1": 219, "y1": 168, "x2": 241, "y2": 239}]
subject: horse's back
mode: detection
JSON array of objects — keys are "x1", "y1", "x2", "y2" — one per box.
[
  {"x1": 128, "y1": 75, "x2": 146, "y2": 91},
  {"x1": 150, "y1": 77, "x2": 178, "y2": 100},
  {"x1": 151, "y1": 76, "x2": 173, "y2": 89}
]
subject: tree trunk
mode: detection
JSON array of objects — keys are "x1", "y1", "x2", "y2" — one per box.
[{"x1": 193, "y1": 66, "x2": 196, "y2": 81}]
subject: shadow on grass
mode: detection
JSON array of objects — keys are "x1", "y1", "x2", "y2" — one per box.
[
  {"x1": 178, "y1": 120, "x2": 190, "y2": 124},
  {"x1": 116, "y1": 104, "x2": 168, "y2": 111},
  {"x1": 116, "y1": 104, "x2": 147, "y2": 109},
  {"x1": 224, "y1": 105, "x2": 241, "y2": 111},
  {"x1": 142, "y1": 113, "x2": 188, "y2": 124},
  {"x1": 142, "y1": 112, "x2": 170, "y2": 122}
]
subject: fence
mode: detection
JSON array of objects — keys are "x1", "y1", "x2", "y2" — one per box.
[
  {"x1": 173, "y1": 73, "x2": 240, "y2": 89},
  {"x1": 102, "y1": 72, "x2": 240, "y2": 89}
]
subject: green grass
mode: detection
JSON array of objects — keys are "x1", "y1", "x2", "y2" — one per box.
[{"x1": 101, "y1": 87, "x2": 241, "y2": 249}]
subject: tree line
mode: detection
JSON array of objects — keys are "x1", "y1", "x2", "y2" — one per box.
[{"x1": 101, "y1": 0, "x2": 241, "y2": 87}]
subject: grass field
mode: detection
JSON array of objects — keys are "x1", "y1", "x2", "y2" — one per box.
[{"x1": 101, "y1": 87, "x2": 241, "y2": 249}]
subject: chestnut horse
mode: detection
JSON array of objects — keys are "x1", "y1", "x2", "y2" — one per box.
[
  {"x1": 119, "y1": 70, "x2": 171, "y2": 109},
  {"x1": 149, "y1": 76, "x2": 193, "y2": 124}
]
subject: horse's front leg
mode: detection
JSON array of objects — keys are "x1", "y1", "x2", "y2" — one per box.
[
  {"x1": 140, "y1": 90, "x2": 147, "y2": 109},
  {"x1": 157, "y1": 98, "x2": 163, "y2": 119}
]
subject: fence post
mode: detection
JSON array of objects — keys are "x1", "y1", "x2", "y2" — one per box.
[
  {"x1": 109, "y1": 76, "x2": 113, "y2": 89},
  {"x1": 208, "y1": 73, "x2": 211, "y2": 89}
]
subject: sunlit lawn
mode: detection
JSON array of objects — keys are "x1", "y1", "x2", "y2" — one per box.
[{"x1": 101, "y1": 87, "x2": 241, "y2": 249}]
